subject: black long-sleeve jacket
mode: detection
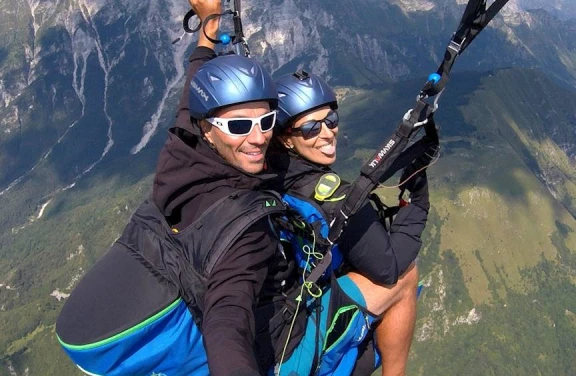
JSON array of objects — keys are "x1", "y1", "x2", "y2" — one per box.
[
  {"x1": 152, "y1": 47, "x2": 300, "y2": 376},
  {"x1": 267, "y1": 150, "x2": 429, "y2": 285}
]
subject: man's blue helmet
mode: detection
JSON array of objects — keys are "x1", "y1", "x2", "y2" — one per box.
[
  {"x1": 275, "y1": 70, "x2": 338, "y2": 131},
  {"x1": 189, "y1": 54, "x2": 278, "y2": 120}
]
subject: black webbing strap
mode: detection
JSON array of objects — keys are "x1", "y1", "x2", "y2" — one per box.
[
  {"x1": 327, "y1": 99, "x2": 435, "y2": 244},
  {"x1": 304, "y1": 251, "x2": 332, "y2": 287},
  {"x1": 301, "y1": 101, "x2": 435, "y2": 286},
  {"x1": 376, "y1": 120, "x2": 439, "y2": 185},
  {"x1": 423, "y1": 0, "x2": 509, "y2": 96},
  {"x1": 183, "y1": 9, "x2": 201, "y2": 33},
  {"x1": 232, "y1": 0, "x2": 251, "y2": 56},
  {"x1": 457, "y1": 0, "x2": 510, "y2": 54},
  {"x1": 232, "y1": 0, "x2": 245, "y2": 41},
  {"x1": 369, "y1": 193, "x2": 400, "y2": 232}
]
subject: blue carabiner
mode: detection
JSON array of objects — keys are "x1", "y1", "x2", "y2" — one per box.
[
  {"x1": 219, "y1": 33, "x2": 232, "y2": 45},
  {"x1": 428, "y1": 73, "x2": 441, "y2": 84}
]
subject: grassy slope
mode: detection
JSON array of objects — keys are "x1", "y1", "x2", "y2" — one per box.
[{"x1": 0, "y1": 167, "x2": 153, "y2": 375}]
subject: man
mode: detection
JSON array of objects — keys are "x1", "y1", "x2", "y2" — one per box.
[{"x1": 57, "y1": 2, "x2": 298, "y2": 374}]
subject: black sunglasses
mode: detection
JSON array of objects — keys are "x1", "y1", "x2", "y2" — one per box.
[{"x1": 289, "y1": 111, "x2": 339, "y2": 139}]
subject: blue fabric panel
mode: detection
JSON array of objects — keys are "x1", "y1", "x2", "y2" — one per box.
[
  {"x1": 275, "y1": 276, "x2": 375, "y2": 376},
  {"x1": 61, "y1": 299, "x2": 208, "y2": 376},
  {"x1": 281, "y1": 194, "x2": 343, "y2": 273}
]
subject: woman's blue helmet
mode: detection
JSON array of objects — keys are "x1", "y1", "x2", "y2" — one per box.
[
  {"x1": 189, "y1": 54, "x2": 278, "y2": 120},
  {"x1": 275, "y1": 70, "x2": 338, "y2": 131}
]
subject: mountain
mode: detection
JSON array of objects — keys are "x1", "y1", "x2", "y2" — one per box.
[
  {"x1": 0, "y1": 0, "x2": 575, "y2": 375},
  {"x1": 517, "y1": 0, "x2": 576, "y2": 20}
]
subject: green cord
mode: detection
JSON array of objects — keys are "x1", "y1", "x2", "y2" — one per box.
[{"x1": 277, "y1": 228, "x2": 323, "y2": 375}]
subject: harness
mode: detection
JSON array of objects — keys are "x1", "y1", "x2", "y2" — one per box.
[
  {"x1": 58, "y1": 190, "x2": 289, "y2": 375},
  {"x1": 278, "y1": 173, "x2": 348, "y2": 281}
]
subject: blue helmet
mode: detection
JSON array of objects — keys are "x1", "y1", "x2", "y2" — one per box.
[
  {"x1": 189, "y1": 54, "x2": 278, "y2": 120},
  {"x1": 275, "y1": 70, "x2": 338, "y2": 131}
]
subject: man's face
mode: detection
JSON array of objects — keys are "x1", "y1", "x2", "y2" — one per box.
[{"x1": 202, "y1": 101, "x2": 273, "y2": 174}]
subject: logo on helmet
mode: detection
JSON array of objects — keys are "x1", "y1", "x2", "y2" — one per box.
[{"x1": 191, "y1": 80, "x2": 210, "y2": 102}]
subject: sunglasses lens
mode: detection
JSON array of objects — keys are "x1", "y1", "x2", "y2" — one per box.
[
  {"x1": 260, "y1": 113, "x2": 276, "y2": 132},
  {"x1": 227, "y1": 119, "x2": 253, "y2": 135},
  {"x1": 301, "y1": 121, "x2": 321, "y2": 139},
  {"x1": 325, "y1": 112, "x2": 339, "y2": 128}
]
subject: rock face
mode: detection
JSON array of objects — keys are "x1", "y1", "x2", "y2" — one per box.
[{"x1": 516, "y1": 0, "x2": 576, "y2": 20}]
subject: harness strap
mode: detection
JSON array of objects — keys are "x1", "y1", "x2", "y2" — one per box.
[
  {"x1": 369, "y1": 193, "x2": 400, "y2": 232},
  {"x1": 322, "y1": 0, "x2": 510, "y2": 248},
  {"x1": 423, "y1": 0, "x2": 510, "y2": 96},
  {"x1": 458, "y1": 0, "x2": 510, "y2": 54},
  {"x1": 327, "y1": 100, "x2": 435, "y2": 245}
]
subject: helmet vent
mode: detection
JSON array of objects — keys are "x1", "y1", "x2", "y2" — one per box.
[
  {"x1": 238, "y1": 65, "x2": 257, "y2": 77},
  {"x1": 209, "y1": 74, "x2": 222, "y2": 82}
]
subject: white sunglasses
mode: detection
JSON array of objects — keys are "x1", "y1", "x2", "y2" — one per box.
[{"x1": 205, "y1": 111, "x2": 277, "y2": 136}]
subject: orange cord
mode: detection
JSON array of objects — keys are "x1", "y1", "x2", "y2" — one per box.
[{"x1": 378, "y1": 148, "x2": 441, "y2": 189}]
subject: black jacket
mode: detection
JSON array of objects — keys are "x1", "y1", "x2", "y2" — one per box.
[
  {"x1": 267, "y1": 149, "x2": 429, "y2": 285},
  {"x1": 152, "y1": 47, "x2": 298, "y2": 376}
]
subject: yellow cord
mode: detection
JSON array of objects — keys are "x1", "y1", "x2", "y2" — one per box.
[
  {"x1": 277, "y1": 229, "x2": 322, "y2": 375},
  {"x1": 320, "y1": 194, "x2": 346, "y2": 203}
]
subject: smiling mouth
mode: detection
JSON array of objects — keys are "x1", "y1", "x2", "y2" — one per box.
[
  {"x1": 317, "y1": 140, "x2": 336, "y2": 155},
  {"x1": 242, "y1": 150, "x2": 265, "y2": 160}
]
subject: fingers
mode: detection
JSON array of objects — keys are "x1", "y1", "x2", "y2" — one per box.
[{"x1": 189, "y1": 0, "x2": 222, "y2": 21}]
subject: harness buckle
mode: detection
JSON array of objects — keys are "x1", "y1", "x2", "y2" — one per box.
[
  {"x1": 239, "y1": 37, "x2": 251, "y2": 57},
  {"x1": 403, "y1": 109, "x2": 429, "y2": 129},
  {"x1": 448, "y1": 35, "x2": 466, "y2": 54}
]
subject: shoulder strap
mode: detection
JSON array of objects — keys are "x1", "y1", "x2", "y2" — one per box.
[
  {"x1": 173, "y1": 190, "x2": 286, "y2": 277},
  {"x1": 182, "y1": 190, "x2": 286, "y2": 326},
  {"x1": 126, "y1": 192, "x2": 286, "y2": 327},
  {"x1": 201, "y1": 190, "x2": 286, "y2": 275}
]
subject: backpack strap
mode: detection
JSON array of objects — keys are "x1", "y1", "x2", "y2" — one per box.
[
  {"x1": 200, "y1": 190, "x2": 286, "y2": 275},
  {"x1": 173, "y1": 190, "x2": 287, "y2": 327},
  {"x1": 128, "y1": 190, "x2": 287, "y2": 328},
  {"x1": 368, "y1": 193, "x2": 401, "y2": 232}
]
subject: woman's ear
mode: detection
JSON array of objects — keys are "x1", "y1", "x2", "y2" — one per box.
[{"x1": 279, "y1": 134, "x2": 294, "y2": 149}]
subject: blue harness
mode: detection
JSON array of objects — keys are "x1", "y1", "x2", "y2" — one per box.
[{"x1": 281, "y1": 192, "x2": 344, "y2": 279}]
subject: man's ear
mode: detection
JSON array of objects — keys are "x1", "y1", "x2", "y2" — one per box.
[{"x1": 200, "y1": 120, "x2": 214, "y2": 144}]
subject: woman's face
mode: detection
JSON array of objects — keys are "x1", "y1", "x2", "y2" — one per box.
[{"x1": 281, "y1": 106, "x2": 339, "y2": 166}]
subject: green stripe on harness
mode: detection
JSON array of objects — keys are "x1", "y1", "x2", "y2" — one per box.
[{"x1": 57, "y1": 298, "x2": 183, "y2": 350}]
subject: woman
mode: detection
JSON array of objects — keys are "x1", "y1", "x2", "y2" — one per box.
[{"x1": 269, "y1": 70, "x2": 431, "y2": 376}]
